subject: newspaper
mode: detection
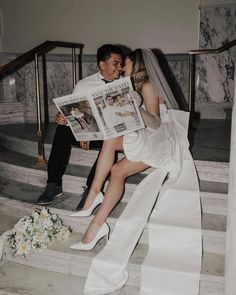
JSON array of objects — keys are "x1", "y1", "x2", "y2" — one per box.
[{"x1": 53, "y1": 77, "x2": 145, "y2": 141}]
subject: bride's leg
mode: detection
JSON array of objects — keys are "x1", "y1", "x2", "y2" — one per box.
[
  {"x1": 82, "y1": 158, "x2": 149, "y2": 243},
  {"x1": 82, "y1": 137, "x2": 123, "y2": 210}
]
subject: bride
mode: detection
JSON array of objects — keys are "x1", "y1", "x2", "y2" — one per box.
[
  {"x1": 70, "y1": 48, "x2": 180, "y2": 249},
  {"x1": 70, "y1": 49, "x2": 201, "y2": 295}
]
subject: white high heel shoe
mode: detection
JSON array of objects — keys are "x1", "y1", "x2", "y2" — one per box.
[
  {"x1": 70, "y1": 222, "x2": 110, "y2": 251},
  {"x1": 70, "y1": 192, "x2": 104, "y2": 217}
]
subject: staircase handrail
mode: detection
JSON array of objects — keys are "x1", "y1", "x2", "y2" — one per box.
[
  {"x1": 0, "y1": 40, "x2": 84, "y2": 166},
  {"x1": 0, "y1": 40, "x2": 84, "y2": 78},
  {"x1": 188, "y1": 39, "x2": 236, "y2": 113},
  {"x1": 189, "y1": 39, "x2": 236, "y2": 56}
]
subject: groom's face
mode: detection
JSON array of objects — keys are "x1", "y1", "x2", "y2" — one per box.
[{"x1": 99, "y1": 53, "x2": 123, "y2": 81}]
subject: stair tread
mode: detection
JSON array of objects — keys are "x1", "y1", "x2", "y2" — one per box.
[
  {"x1": 200, "y1": 180, "x2": 228, "y2": 194},
  {"x1": 2, "y1": 224, "x2": 225, "y2": 279},
  {"x1": 0, "y1": 146, "x2": 229, "y2": 192},
  {"x1": 0, "y1": 259, "x2": 223, "y2": 295},
  {"x1": 0, "y1": 260, "x2": 88, "y2": 295},
  {"x1": 0, "y1": 176, "x2": 227, "y2": 234},
  {"x1": 0, "y1": 146, "x2": 145, "y2": 185},
  {"x1": 0, "y1": 193, "x2": 227, "y2": 260},
  {"x1": 0, "y1": 210, "x2": 19, "y2": 235},
  {"x1": 0, "y1": 125, "x2": 230, "y2": 183}
]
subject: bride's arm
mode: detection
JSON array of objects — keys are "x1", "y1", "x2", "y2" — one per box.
[{"x1": 140, "y1": 83, "x2": 161, "y2": 129}]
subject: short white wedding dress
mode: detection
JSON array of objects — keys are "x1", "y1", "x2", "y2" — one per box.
[{"x1": 124, "y1": 104, "x2": 181, "y2": 174}]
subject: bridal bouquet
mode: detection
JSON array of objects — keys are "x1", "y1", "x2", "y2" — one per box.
[{"x1": 7, "y1": 207, "x2": 72, "y2": 256}]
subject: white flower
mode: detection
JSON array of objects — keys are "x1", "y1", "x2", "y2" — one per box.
[
  {"x1": 16, "y1": 240, "x2": 33, "y2": 256},
  {"x1": 32, "y1": 211, "x2": 40, "y2": 221},
  {"x1": 57, "y1": 227, "x2": 71, "y2": 240}
]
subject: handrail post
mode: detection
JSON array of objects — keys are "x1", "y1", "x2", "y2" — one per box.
[
  {"x1": 42, "y1": 53, "x2": 49, "y2": 124},
  {"x1": 34, "y1": 53, "x2": 46, "y2": 167},
  {"x1": 72, "y1": 47, "x2": 77, "y2": 88},
  {"x1": 188, "y1": 54, "x2": 196, "y2": 114},
  {"x1": 78, "y1": 47, "x2": 83, "y2": 80}
]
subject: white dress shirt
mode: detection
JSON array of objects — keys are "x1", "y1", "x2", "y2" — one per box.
[{"x1": 73, "y1": 72, "x2": 108, "y2": 95}]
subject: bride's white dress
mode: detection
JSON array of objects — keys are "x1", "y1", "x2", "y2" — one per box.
[
  {"x1": 84, "y1": 106, "x2": 202, "y2": 295},
  {"x1": 124, "y1": 104, "x2": 181, "y2": 174}
]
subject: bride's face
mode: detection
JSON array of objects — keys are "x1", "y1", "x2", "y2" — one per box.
[{"x1": 123, "y1": 57, "x2": 133, "y2": 77}]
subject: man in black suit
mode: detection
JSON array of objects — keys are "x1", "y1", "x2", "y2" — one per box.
[{"x1": 37, "y1": 44, "x2": 123, "y2": 209}]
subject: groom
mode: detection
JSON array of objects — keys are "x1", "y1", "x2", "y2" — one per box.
[{"x1": 37, "y1": 44, "x2": 124, "y2": 209}]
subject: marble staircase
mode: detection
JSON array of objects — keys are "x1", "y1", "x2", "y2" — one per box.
[{"x1": 0, "y1": 124, "x2": 229, "y2": 295}]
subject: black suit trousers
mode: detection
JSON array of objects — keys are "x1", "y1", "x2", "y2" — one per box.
[{"x1": 47, "y1": 125, "x2": 103, "y2": 188}]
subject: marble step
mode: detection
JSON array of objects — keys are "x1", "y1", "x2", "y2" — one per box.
[
  {"x1": 0, "y1": 146, "x2": 228, "y2": 219},
  {"x1": 1, "y1": 253, "x2": 224, "y2": 295},
  {"x1": 0, "y1": 196, "x2": 226, "y2": 255},
  {"x1": 0, "y1": 131, "x2": 229, "y2": 183},
  {"x1": 0, "y1": 259, "x2": 143, "y2": 295},
  {"x1": 0, "y1": 153, "x2": 228, "y2": 219},
  {"x1": 0, "y1": 260, "x2": 225, "y2": 295},
  {"x1": 0, "y1": 260, "x2": 91, "y2": 295},
  {"x1": 0, "y1": 203, "x2": 225, "y2": 295},
  {"x1": 0, "y1": 173, "x2": 228, "y2": 217},
  {"x1": 0, "y1": 145, "x2": 229, "y2": 194},
  {"x1": 2, "y1": 221, "x2": 224, "y2": 295}
]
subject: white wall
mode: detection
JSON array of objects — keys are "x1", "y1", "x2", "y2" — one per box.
[{"x1": 0, "y1": 0, "x2": 200, "y2": 54}]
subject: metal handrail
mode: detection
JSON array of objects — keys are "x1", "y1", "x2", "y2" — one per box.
[
  {"x1": 0, "y1": 40, "x2": 84, "y2": 166},
  {"x1": 188, "y1": 39, "x2": 236, "y2": 113},
  {"x1": 0, "y1": 41, "x2": 84, "y2": 77},
  {"x1": 189, "y1": 39, "x2": 236, "y2": 55}
]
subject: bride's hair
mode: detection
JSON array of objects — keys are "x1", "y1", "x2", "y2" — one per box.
[{"x1": 127, "y1": 49, "x2": 149, "y2": 93}]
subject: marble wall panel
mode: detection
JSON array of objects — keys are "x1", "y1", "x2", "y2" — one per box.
[
  {"x1": 197, "y1": 4, "x2": 236, "y2": 109},
  {"x1": 0, "y1": 76, "x2": 16, "y2": 103},
  {"x1": 46, "y1": 61, "x2": 73, "y2": 101},
  {"x1": 0, "y1": 102, "x2": 24, "y2": 125},
  {"x1": 196, "y1": 50, "x2": 235, "y2": 104},
  {"x1": 200, "y1": 5, "x2": 236, "y2": 49},
  {"x1": 168, "y1": 59, "x2": 189, "y2": 109},
  {"x1": 0, "y1": 54, "x2": 17, "y2": 103},
  {"x1": 82, "y1": 61, "x2": 99, "y2": 78}
]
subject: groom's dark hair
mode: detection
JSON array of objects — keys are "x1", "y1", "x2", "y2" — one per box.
[{"x1": 97, "y1": 44, "x2": 123, "y2": 66}]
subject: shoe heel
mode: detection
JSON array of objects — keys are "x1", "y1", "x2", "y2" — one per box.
[
  {"x1": 105, "y1": 233, "x2": 109, "y2": 242},
  {"x1": 105, "y1": 223, "x2": 110, "y2": 242}
]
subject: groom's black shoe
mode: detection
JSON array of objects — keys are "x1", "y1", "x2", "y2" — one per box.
[{"x1": 37, "y1": 183, "x2": 63, "y2": 205}]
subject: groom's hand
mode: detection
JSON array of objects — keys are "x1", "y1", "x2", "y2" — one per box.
[
  {"x1": 80, "y1": 141, "x2": 90, "y2": 150},
  {"x1": 55, "y1": 112, "x2": 68, "y2": 125}
]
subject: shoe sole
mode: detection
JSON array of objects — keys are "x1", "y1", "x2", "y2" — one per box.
[{"x1": 36, "y1": 192, "x2": 63, "y2": 205}]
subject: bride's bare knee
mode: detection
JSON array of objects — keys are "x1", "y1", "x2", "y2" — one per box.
[
  {"x1": 110, "y1": 163, "x2": 126, "y2": 180},
  {"x1": 103, "y1": 137, "x2": 122, "y2": 151}
]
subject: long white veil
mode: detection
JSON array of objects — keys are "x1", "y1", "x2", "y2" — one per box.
[{"x1": 142, "y1": 48, "x2": 179, "y2": 110}]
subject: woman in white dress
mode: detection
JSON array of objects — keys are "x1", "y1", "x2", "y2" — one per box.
[{"x1": 70, "y1": 49, "x2": 180, "y2": 250}]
